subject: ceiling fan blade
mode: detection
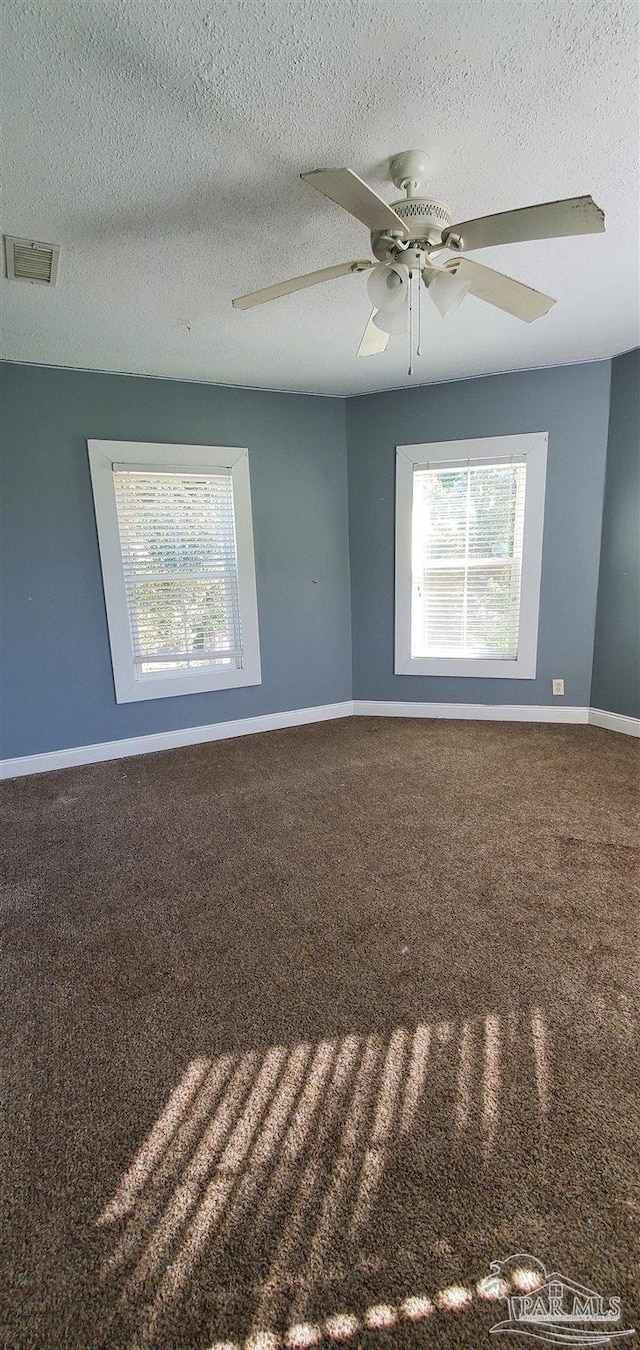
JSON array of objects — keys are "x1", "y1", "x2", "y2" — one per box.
[
  {"x1": 444, "y1": 195, "x2": 605, "y2": 253},
  {"x1": 357, "y1": 309, "x2": 390, "y2": 357},
  {"x1": 301, "y1": 168, "x2": 410, "y2": 238},
  {"x1": 444, "y1": 257, "x2": 556, "y2": 322},
  {"x1": 232, "y1": 259, "x2": 372, "y2": 310}
]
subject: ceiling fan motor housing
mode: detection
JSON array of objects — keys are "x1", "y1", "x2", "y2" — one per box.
[{"x1": 371, "y1": 197, "x2": 453, "y2": 260}]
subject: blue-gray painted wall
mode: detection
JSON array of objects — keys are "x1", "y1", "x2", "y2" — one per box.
[
  {"x1": 1, "y1": 357, "x2": 631, "y2": 760},
  {"x1": 591, "y1": 348, "x2": 640, "y2": 718},
  {"x1": 0, "y1": 364, "x2": 351, "y2": 757},
  {"x1": 346, "y1": 362, "x2": 612, "y2": 707}
]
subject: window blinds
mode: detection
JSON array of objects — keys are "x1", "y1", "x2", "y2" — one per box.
[
  {"x1": 411, "y1": 459, "x2": 527, "y2": 660},
  {"x1": 113, "y1": 468, "x2": 243, "y2": 674}
]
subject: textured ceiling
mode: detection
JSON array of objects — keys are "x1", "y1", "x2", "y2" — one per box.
[{"x1": 1, "y1": 0, "x2": 638, "y2": 395}]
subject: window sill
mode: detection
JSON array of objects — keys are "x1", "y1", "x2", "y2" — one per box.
[
  {"x1": 395, "y1": 655, "x2": 536, "y2": 679},
  {"x1": 115, "y1": 663, "x2": 262, "y2": 703}
]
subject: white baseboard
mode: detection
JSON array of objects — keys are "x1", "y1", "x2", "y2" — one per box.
[
  {"x1": 3, "y1": 699, "x2": 636, "y2": 781},
  {"x1": 353, "y1": 700, "x2": 589, "y2": 724},
  {"x1": 0, "y1": 701, "x2": 355, "y2": 780},
  {"x1": 588, "y1": 707, "x2": 640, "y2": 738}
]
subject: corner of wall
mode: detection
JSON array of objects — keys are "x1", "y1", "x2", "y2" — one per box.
[
  {"x1": 588, "y1": 357, "x2": 614, "y2": 706},
  {"x1": 344, "y1": 395, "x2": 357, "y2": 703},
  {"x1": 590, "y1": 348, "x2": 640, "y2": 718}
]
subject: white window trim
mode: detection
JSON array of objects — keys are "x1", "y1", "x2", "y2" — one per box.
[
  {"x1": 87, "y1": 440, "x2": 261, "y2": 702},
  {"x1": 395, "y1": 432, "x2": 548, "y2": 679}
]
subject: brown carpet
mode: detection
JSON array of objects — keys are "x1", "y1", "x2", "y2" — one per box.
[{"x1": 1, "y1": 717, "x2": 639, "y2": 1350}]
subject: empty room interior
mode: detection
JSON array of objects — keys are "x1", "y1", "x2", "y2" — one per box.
[{"x1": 1, "y1": 2, "x2": 639, "y2": 1348}]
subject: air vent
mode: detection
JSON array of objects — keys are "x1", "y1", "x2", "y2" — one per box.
[{"x1": 4, "y1": 236, "x2": 60, "y2": 286}]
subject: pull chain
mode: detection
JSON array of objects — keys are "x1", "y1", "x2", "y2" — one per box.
[
  {"x1": 417, "y1": 270, "x2": 422, "y2": 357},
  {"x1": 408, "y1": 270, "x2": 413, "y2": 377}
]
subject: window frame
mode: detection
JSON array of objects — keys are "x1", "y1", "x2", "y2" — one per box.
[
  {"x1": 87, "y1": 440, "x2": 261, "y2": 703},
  {"x1": 395, "y1": 433, "x2": 548, "y2": 679}
]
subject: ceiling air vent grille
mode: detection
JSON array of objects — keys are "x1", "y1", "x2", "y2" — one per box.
[{"x1": 4, "y1": 236, "x2": 60, "y2": 285}]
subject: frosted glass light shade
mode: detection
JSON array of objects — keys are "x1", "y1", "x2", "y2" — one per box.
[
  {"x1": 373, "y1": 304, "x2": 408, "y2": 335},
  {"x1": 428, "y1": 269, "x2": 471, "y2": 319},
  {"x1": 367, "y1": 263, "x2": 408, "y2": 312}
]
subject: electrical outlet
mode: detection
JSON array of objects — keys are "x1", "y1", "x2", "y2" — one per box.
[{"x1": 552, "y1": 678, "x2": 565, "y2": 696}]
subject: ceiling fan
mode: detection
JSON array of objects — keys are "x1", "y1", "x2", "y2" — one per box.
[{"x1": 232, "y1": 150, "x2": 605, "y2": 370}]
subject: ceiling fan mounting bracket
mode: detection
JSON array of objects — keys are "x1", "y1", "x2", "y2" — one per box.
[{"x1": 389, "y1": 149, "x2": 431, "y2": 194}]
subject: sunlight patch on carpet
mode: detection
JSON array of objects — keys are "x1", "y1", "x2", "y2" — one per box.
[{"x1": 96, "y1": 1010, "x2": 551, "y2": 1347}]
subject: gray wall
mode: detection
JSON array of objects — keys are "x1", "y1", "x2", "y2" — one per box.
[
  {"x1": 347, "y1": 362, "x2": 611, "y2": 707},
  {"x1": 591, "y1": 348, "x2": 640, "y2": 718},
  {"x1": 2, "y1": 355, "x2": 631, "y2": 762},
  {"x1": 1, "y1": 363, "x2": 351, "y2": 758}
]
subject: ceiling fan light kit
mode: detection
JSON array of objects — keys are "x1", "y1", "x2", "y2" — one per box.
[
  {"x1": 425, "y1": 266, "x2": 472, "y2": 320},
  {"x1": 232, "y1": 149, "x2": 605, "y2": 375},
  {"x1": 367, "y1": 262, "x2": 408, "y2": 311},
  {"x1": 373, "y1": 305, "x2": 408, "y2": 336}
]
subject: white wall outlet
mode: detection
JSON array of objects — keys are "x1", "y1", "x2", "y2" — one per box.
[{"x1": 552, "y1": 678, "x2": 565, "y2": 696}]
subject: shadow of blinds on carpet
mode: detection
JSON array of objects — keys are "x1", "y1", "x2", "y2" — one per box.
[{"x1": 95, "y1": 1008, "x2": 551, "y2": 1348}]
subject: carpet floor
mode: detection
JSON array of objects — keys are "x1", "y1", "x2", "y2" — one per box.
[{"x1": 1, "y1": 717, "x2": 639, "y2": 1350}]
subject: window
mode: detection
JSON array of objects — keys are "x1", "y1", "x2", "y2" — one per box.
[
  {"x1": 395, "y1": 434, "x2": 547, "y2": 678},
  {"x1": 88, "y1": 441, "x2": 261, "y2": 702}
]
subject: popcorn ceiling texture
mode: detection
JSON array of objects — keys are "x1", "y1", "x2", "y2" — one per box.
[{"x1": 1, "y1": 0, "x2": 638, "y2": 395}]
